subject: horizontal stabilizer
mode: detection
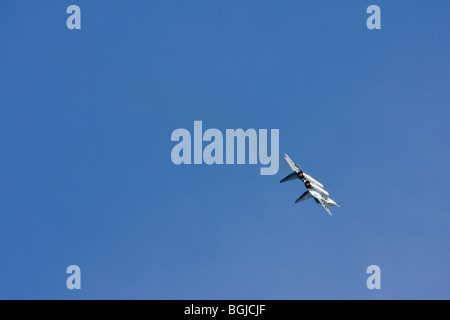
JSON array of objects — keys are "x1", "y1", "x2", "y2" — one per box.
[
  {"x1": 280, "y1": 172, "x2": 298, "y2": 183},
  {"x1": 295, "y1": 191, "x2": 312, "y2": 203}
]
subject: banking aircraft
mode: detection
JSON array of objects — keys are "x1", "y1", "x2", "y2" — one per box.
[{"x1": 280, "y1": 154, "x2": 339, "y2": 216}]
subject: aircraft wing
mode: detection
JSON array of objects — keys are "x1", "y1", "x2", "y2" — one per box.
[
  {"x1": 284, "y1": 154, "x2": 300, "y2": 173},
  {"x1": 308, "y1": 189, "x2": 333, "y2": 216},
  {"x1": 308, "y1": 189, "x2": 322, "y2": 201}
]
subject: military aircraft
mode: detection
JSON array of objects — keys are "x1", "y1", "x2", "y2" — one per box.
[{"x1": 280, "y1": 154, "x2": 339, "y2": 216}]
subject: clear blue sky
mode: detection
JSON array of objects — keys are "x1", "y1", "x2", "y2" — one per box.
[{"x1": 1, "y1": 1, "x2": 449, "y2": 299}]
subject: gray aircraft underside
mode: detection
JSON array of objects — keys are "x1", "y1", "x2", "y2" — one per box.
[{"x1": 280, "y1": 154, "x2": 339, "y2": 216}]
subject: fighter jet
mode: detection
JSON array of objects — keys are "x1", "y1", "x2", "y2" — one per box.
[{"x1": 280, "y1": 154, "x2": 339, "y2": 216}]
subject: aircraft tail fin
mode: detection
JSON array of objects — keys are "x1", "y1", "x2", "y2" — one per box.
[{"x1": 284, "y1": 154, "x2": 300, "y2": 173}]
